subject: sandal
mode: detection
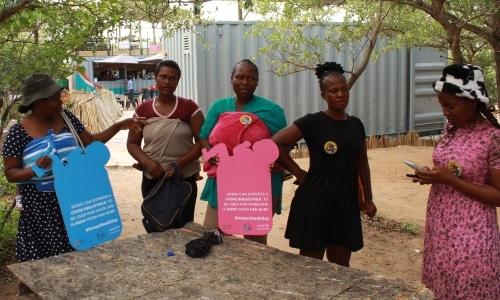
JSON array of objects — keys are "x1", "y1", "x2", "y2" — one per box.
[
  {"x1": 203, "y1": 229, "x2": 223, "y2": 245},
  {"x1": 283, "y1": 170, "x2": 294, "y2": 181}
]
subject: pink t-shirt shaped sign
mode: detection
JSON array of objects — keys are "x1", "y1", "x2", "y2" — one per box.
[{"x1": 202, "y1": 139, "x2": 278, "y2": 235}]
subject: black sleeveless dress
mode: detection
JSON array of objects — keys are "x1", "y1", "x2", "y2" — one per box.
[{"x1": 285, "y1": 112, "x2": 365, "y2": 251}]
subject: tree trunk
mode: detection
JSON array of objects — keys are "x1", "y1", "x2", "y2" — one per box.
[
  {"x1": 0, "y1": 97, "x2": 18, "y2": 138},
  {"x1": 493, "y1": 44, "x2": 500, "y2": 103},
  {"x1": 447, "y1": 27, "x2": 464, "y2": 64}
]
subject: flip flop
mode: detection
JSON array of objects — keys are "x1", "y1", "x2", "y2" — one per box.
[
  {"x1": 283, "y1": 170, "x2": 294, "y2": 181},
  {"x1": 203, "y1": 229, "x2": 223, "y2": 245}
]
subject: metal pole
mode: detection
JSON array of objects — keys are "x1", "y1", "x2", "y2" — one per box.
[{"x1": 128, "y1": 22, "x2": 132, "y2": 56}]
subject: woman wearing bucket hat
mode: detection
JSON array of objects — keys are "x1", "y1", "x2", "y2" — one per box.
[
  {"x1": 1, "y1": 73, "x2": 145, "y2": 262},
  {"x1": 410, "y1": 64, "x2": 500, "y2": 298}
]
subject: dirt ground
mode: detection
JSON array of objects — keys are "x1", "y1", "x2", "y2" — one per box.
[{"x1": 1, "y1": 146, "x2": 439, "y2": 298}]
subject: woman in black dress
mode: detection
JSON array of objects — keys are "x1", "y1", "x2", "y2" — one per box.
[{"x1": 271, "y1": 62, "x2": 376, "y2": 267}]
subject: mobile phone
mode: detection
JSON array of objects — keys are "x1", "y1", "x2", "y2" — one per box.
[{"x1": 403, "y1": 160, "x2": 423, "y2": 171}]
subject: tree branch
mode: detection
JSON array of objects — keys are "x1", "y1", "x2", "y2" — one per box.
[{"x1": 0, "y1": 0, "x2": 35, "y2": 24}]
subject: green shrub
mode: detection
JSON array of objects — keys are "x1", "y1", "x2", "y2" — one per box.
[
  {"x1": 0, "y1": 197, "x2": 18, "y2": 258},
  {"x1": 400, "y1": 220, "x2": 418, "y2": 236},
  {"x1": 0, "y1": 159, "x2": 18, "y2": 259},
  {"x1": 0, "y1": 169, "x2": 16, "y2": 197}
]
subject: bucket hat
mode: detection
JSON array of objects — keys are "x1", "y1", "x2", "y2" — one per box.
[
  {"x1": 19, "y1": 73, "x2": 65, "y2": 113},
  {"x1": 432, "y1": 64, "x2": 489, "y2": 104}
]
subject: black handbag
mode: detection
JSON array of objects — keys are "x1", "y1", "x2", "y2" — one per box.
[{"x1": 141, "y1": 162, "x2": 192, "y2": 233}]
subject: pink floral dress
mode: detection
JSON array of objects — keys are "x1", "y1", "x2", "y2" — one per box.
[{"x1": 422, "y1": 119, "x2": 500, "y2": 299}]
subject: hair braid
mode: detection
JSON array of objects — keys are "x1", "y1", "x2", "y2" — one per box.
[
  {"x1": 479, "y1": 103, "x2": 500, "y2": 129},
  {"x1": 315, "y1": 61, "x2": 345, "y2": 91},
  {"x1": 440, "y1": 102, "x2": 500, "y2": 148}
]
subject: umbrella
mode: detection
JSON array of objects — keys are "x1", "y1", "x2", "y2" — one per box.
[
  {"x1": 95, "y1": 54, "x2": 139, "y2": 64},
  {"x1": 138, "y1": 52, "x2": 168, "y2": 64},
  {"x1": 94, "y1": 54, "x2": 139, "y2": 80}
]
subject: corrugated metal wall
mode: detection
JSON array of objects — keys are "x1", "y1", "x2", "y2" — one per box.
[
  {"x1": 163, "y1": 22, "x2": 446, "y2": 136},
  {"x1": 409, "y1": 51, "x2": 447, "y2": 133}
]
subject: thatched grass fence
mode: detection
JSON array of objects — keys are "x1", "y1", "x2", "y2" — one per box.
[
  {"x1": 367, "y1": 131, "x2": 440, "y2": 149},
  {"x1": 64, "y1": 89, "x2": 122, "y2": 134},
  {"x1": 290, "y1": 131, "x2": 440, "y2": 159}
]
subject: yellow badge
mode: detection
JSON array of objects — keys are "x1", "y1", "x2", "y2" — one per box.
[
  {"x1": 324, "y1": 141, "x2": 338, "y2": 154},
  {"x1": 448, "y1": 161, "x2": 463, "y2": 177},
  {"x1": 240, "y1": 115, "x2": 252, "y2": 125}
]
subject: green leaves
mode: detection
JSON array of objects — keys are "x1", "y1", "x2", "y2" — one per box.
[
  {"x1": 241, "y1": 0, "x2": 500, "y2": 101},
  {"x1": 244, "y1": 0, "x2": 253, "y2": 9}
]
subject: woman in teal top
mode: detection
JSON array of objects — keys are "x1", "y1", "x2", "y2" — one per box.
[{"x1": 200, "y1": 59, "x2": 287, "y2": 245}]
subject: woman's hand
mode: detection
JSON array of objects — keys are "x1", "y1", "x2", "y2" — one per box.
[
  {"x1": 35, "y1": 155, "x2": 53, "y2": 169},
  {"x1": 164, "y1": 164, "x2": 180, "y2": 179},
  {"x1": 207, "y1": 155, "x2": 219, "y2": 166},
  {"x1": 292, "y1": 169, "x2": 308, "y2": 185},
  {"x1": 143, "y1": 159, "x2": 165, "y2": 179},
  {"x1": 118, "y1": 117, "x2": 147, "y2": 133},
  {"x1": 132, "y1": 162, "x2": 144, "y2": 171},
  {"x1": 413, "y1": 166, "x2": 455, "y2": 185},
  {"x1": 363, "y1": 200, "x2": 377, "y2": 218}
]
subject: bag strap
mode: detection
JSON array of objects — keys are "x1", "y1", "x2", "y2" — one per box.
[
  {"x1": 148, "y1": 98, "x2": 180, "y2": 157},
  {"x1": 357, "y1": 174, "x2": 366, "y2": 211},
  {"x1": 170, "y1": 161, "x2": 185, "y2": 226},
  {"x1": 350, "y1": 116, "x2": 370, "y2": 204},
  {"x1": 170, "y1": 161, "x2": 182, "y2": 183},
  {"x1": 60, "y1": 111, "x2": 86, "y2": 155},
  {"x1": 161, "y1": 118, "x2": 179, "y2": 155}
]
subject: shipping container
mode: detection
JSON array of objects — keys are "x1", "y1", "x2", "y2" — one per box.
[{"x1": 163, "y1": 22, "x2": 447, "y2": 136}]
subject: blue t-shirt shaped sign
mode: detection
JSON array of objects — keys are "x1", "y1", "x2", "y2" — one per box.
[{"x1": 51, "y1": 142, "x2": 122, "y2": 250}]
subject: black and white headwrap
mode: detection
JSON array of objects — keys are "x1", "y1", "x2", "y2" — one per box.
[{"x1": 432, "y1": 64, "x2": 489, "y2": 104}]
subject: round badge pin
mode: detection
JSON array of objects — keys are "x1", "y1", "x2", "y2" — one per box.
[
  {"x1": 240, "y1": 115, "x2": 252, "y2": 125},
  {"x1": 324, "y1": 141, "x2": 338, "y2": 154},
  {"x1": 448, "y1": 161, "x2": 462, "y2": 177}
]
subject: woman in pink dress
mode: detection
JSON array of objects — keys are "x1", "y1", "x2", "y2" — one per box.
[{"x1": 412, "y1": 64, "x2": 500, "y2": 299}]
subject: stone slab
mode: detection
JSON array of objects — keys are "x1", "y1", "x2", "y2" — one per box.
[{"x1": 8, "y1": 223, "x2": 433, "y2": 299}]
